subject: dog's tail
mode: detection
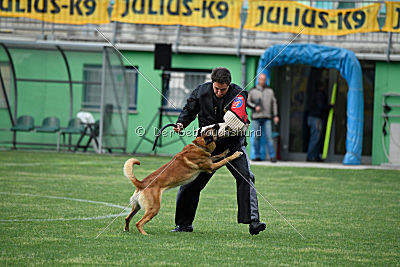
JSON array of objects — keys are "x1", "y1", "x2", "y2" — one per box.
[{"x1": 123, "y1": 158, "x2": 143, "y2": 189}]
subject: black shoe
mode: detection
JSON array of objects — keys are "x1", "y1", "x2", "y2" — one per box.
[
  {"x1": 270, "y1": 157, "x2": 277, "y2": 163},
  {"x1": 253, "y1": 157, "x2": 262, "y2": 161},
  {"x1": 170, "y1": 225, "x2": 193, "y2": 232},
  {"x1": 249, "y1": 221, "x2": 266, "y2": 235}
]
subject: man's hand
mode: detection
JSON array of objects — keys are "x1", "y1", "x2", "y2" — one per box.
[
  {"x1": 255, "y1": 106, "x2": 261, "y2": 112},
  {"x1": 173, "y1": 123, "x2": 183, "y2": 133},
  {"x1": 273, "y1": 116, "x2": 279, "y2": 125}
]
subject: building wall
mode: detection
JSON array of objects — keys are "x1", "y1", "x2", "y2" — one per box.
[
  {"x1": 372, "y1": 62, "x2": 400, "y2": 165},
  {"x1": 4, "y1": 46, "x2": 400, "y2": 165},
  {"x1": 122, "y1": 50, "x2": 258, "y2": 155},
  {"x1": 0, "y1": 47, "x2": 259, "y2": 154}
]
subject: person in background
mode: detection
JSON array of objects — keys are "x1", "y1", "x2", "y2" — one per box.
[
  {"x1": 305, "y1": 80, "x2": 329, "y2": 162},
  {"x1": 247, "y1": 73, "x2": 279, "y2": 162}
]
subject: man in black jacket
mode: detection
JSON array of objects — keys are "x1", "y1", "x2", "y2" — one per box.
[
  {"x1": 306, "y1": 80, "x2": 329, "y2": 162},
  {"x1": 171, "y1": 67, "x2": 266, "y2": 235}
]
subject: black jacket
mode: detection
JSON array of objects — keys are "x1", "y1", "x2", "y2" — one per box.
[
  {"x1": 307, "y1": 89, "x2": 329, "y2": 119},
  {"x1": 177, "y1": 82, "x2": 248, "y2": 151}
]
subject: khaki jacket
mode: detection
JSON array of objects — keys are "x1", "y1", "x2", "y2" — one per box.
[{"x1": 247, "y1": 85, "x2": 278, "y2": 120}]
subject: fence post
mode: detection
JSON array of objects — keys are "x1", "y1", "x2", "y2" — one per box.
[
  {"x1": 236, "y1": 5, "x2": 247, "y2": 56},
  {"x1": 99, "y1": 47, "x2": 107, "y2": 154},
  {"x1": 112, "y1": 22, "x2": 119, "y2": 45},
  {"x1": 174, "y1": 25, "x2": 182, "y2": 53},
  {"x1": 386, "y1": 32, "x2": 393, "y2": 62}
]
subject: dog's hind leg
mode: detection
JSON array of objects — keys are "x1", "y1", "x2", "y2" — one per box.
[
  {"x1": 135, "y1": 190, "x2": 161, "y2": 235},
  {"x1": 124, "y1": 204, "x2": 140, "y2": 232}
]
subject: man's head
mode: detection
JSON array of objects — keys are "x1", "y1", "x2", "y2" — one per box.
[
  {"x1": 257, "y1": 73, "x2": 267, "y2": 88},
  {"x1": 211, "y1": 67, "x2": 231, "y2": 98}
]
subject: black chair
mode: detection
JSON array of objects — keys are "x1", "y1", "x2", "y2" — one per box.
[
  {"x1": 73, "y1": 120, "x2": 99, "y2": 152},
  {"x1": 57, "y1": 118, "x2": 84, "y2": 151}
]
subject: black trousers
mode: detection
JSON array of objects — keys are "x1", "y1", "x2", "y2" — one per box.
[{"x1": 174, "y1": 145, "x2": 260, "y2": 226}]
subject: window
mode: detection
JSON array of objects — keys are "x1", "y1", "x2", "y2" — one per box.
[
  {"x1": 82, "y1": 64, "x2": 138, "y2": 111},
  {"x1": 163, "y1": 71, "x2": 211, "y2": 112},
  {"x1": 126, "y1": 66, "x2": 138, "y2": 111},
  {"x1": 0, "y1": 62, "x2": 11, "y2": 109}
]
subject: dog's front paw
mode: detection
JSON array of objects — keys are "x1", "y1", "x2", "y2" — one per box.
[{"x1": 233, "y1": 151, "x2": 243, "y2": 158}]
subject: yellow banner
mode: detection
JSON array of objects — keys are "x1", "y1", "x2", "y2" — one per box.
[
  {"x1": 0, "y1": 0, "x2": 110, "y2": 25},
  {"x1": 111, "y1": 0, "x2": 242, "y2": 28},
  {"x1": 245, "y1": 0, "x2": 381, "y2": 36},
  {"x1": 383, "y1": 1, "x2": 400, "y2": 32}
]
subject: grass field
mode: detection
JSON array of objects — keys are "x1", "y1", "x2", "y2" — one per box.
[{"x1": 0, "y1": 150, "x2": 399, "y2": 265}]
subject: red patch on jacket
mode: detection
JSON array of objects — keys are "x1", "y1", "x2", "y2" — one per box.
[{"x1": 231, "y1": 95, "x2": 248, "y2": 122}]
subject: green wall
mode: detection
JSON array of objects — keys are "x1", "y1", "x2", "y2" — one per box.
[
  {"x1": 6, "y1": 45, "x2": 400, "y2": 164},
  {"x1": 122, "y1": 51, "x2": 259, "y2": 155},
  {"x1": 372, "y1": 62, "x2": 400, "y2": 165},
  {"x1": 0, "y1": 47, "x2": 259, "y2": 155},
  {"x1": 6, "y1": 45, "x2": 400, "y2": 165}
]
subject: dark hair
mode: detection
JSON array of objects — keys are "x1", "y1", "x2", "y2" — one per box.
[{"x1": 211, "y1": 68, "x2": 231, "y2": 85}]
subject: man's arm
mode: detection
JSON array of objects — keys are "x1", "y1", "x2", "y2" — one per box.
[
  {"x1": 247, "y1": 89, "x2": 257, "y2": 110},
  {"x1": 175, "y1": 85, "x2": 200, "y2": 131},
  {"x1": 272, "y1": 91, "x2": 278, "y2": 117},
  {"x1": 271, "y1": 90, "x2": 279, "y2": 124}
]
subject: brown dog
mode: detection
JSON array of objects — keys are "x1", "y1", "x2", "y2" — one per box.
[{"x1": 123, "y1": 126, "x2": 243, "y2": 235}]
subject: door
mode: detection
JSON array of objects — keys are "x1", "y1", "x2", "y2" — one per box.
[{"x1": 272, "y1": 63, "x2": 373, "y2": 163}]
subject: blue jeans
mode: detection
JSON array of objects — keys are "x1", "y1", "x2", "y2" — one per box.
[
  {"x1": 307, "y1": 116, "x2": 322, "y2": 160},
  {"x1": 250, "y1": 118, "x2": 276, "y2": 160}
]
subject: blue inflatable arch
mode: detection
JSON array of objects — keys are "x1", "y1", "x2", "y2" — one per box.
[{"x1": 258, "y1": 44, "x2": 363, "y2": 165}]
